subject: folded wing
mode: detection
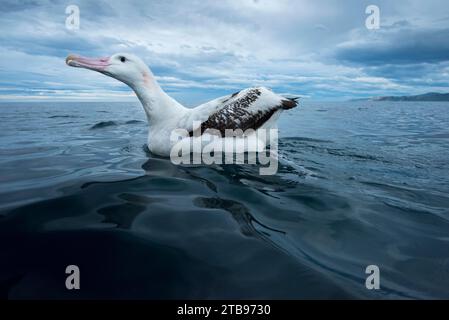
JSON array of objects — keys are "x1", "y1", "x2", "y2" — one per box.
[{"x1": 186, "y1": 87, "x2": 298, "y2": 136}]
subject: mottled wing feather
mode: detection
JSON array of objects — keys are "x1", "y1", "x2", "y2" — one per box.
[{"x1": 189, "y1": 87, "x2": 298, "y2": 137}]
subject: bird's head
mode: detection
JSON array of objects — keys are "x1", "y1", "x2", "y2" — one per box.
[{"x1": 66, "y1": 53, "x2": 151, "y2": 87}]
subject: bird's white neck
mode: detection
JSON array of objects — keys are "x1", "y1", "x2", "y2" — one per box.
[{"x1": 129, "y1": 72, "x2": 186, "y2": 125}]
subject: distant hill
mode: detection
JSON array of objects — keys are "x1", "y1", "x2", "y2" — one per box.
[{"x1": 352, "y1": 92, "x2": 449, "y2": 102}]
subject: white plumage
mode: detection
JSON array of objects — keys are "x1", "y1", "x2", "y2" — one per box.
[{"x1": 66, "y1": 53, "x2": 298, "y2": 156}]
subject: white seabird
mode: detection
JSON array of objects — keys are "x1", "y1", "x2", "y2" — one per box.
[{"x1": 66, "y1": 53, "x2": 298, "y2": 156}]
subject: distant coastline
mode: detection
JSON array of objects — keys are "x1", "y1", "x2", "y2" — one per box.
[{"x1": 351, "y1": 92, "x2": 449, "y2": 102}]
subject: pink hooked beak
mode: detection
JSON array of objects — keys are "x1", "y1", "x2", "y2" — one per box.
[{"x1": 66, "y1": 54, "x2": 110, "y2": 71}]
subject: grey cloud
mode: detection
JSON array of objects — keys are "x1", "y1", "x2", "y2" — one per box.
[
  {"x1": 1, "y1": 0, "x2": 449, "y2": 101},
  {"x1": 335, "y1": 26, "x2": 449, "y2": 65}
]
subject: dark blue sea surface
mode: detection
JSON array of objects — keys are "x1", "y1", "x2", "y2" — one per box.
[{"x1": 0, "y1": 101, "x2": 448, "y2": 299}]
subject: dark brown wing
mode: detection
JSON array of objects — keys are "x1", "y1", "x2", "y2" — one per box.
[{"x1": 189, "y1": 87, "x2": 298, "y2": 137}]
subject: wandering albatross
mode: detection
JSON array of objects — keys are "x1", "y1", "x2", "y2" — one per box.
[{"x1": 66, "y1": 53, "x2": 298, "y2": 156}]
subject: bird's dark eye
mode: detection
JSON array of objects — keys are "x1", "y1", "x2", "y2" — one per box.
[{"x1": 120, "y1": 56, "x2": 126, "y2": 63}]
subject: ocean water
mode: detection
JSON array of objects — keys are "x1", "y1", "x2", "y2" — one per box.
[{"x1": 0, "y1": 100, "x2": 448, "y2": 299}]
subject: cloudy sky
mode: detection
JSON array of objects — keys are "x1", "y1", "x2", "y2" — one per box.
[{"x1": 1, "y1": 0, "x2": 448, "y2": 104}]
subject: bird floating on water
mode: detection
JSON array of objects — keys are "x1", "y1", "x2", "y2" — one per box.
[{"x1": 66, "y1": 53, "x2": 298, "y2": 156}]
